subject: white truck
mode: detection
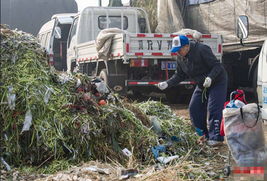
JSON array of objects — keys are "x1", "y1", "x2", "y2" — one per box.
[
  {"x1": 257, "y1": 39, "x2": 267, "y2": 120},
  {"x1": 37, "y1": 13, "x2": 76, "y2": 71},
  {"x1": 67, "y1": 6, "x2": 222, "y2": 102},
  {"x1": 236, "y1": 15, "x2": 267, "y2": 120}
]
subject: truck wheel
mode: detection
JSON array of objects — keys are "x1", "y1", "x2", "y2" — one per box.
[
  {"x1": 99, "y1": 69, "x2": 126, "y2": 94},
  {"x1": 165, "y1": 88, "x2": 188, "y2": 104},
  {"x1": 252, "y1": 64, "x2": 258, "y2": 102}
]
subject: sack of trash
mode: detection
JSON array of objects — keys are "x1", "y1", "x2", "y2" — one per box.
[{"x1": 223, "y1": 103, "x2": 267, "y2": 166}]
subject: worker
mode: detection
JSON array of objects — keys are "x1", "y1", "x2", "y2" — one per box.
[{"x1": 157, "y1": 35, "x2": 227, "y2": 146}]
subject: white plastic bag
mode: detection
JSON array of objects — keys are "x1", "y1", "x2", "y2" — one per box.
[
  {"x1": 95, "y1": 82, "x2": 109, "y2": 94},
  {"x1": 7, "y1": 86, "x2": 16, "y2": 110},
  {"x1": 21, "y1": 109, "x2": 32, "y2": 133},
  {"x1": 44, "y1": 87, "x2": 54, "y2": 104},
  {"x1": 149, "y1": 116, "x2": 162, "y2": 135},
  {"x1": 57, "y1": 73, "x2": 73, "y2": 84},
  {"x1": 157, "y1": 155, "x2": 179, "y2": 164},
  {"x1": 223, "y1": 103, "x2": 267, "y2": 166}
]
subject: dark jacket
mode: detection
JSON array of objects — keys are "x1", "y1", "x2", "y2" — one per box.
[{"x1": 166, "y1": 41, "x2": 226, "y2": 89}]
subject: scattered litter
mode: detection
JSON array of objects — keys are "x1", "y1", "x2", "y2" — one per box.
[
  {"x1": 157, "y1": 155, "x2": 179, "y2": 164},
  {"x1": 7, "y1": 86, "x2": 16, "y2": 110},
  {"x1": 57, "y1": 73, "x2": 73, "y2": 84},
  {"x1": 83, "y1": 166, "x2": 110, "y2": 175},
  {"x1": 151, "y1": 145, "x2": 166, "y2": 159},
  {"x1": 95, "y1": 81, "x2": 109, "y2": 94},
  {"x1": 120, "y1": 169, "x2": 138, "y2": 180},
  {"x1": 76, "y1": 78, "x2": 81, "y2": 87},
  {"x1": 150, "y1": 116, "x2": 162, "y2": 135},
  {"x1": 122, "y1": 148, "x2": 132, "y2": 157},
  {"x1": 21, "y1": 109, "x2": 32, "y2": 133},
  {"x1": 44, "y1": 86, "x2": 54, "y2": 104},
  {"x1": 0, "y1": 157, "x2": 11, "y2": 171}
]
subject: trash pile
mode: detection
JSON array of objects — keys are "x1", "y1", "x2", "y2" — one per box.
[{"x1": 0, "y1": 25, "x2": 199, "y2": 172}]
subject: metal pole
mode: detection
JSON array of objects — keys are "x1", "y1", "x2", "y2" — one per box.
[{"x1": 99, "y1": 0, "x2": 102, "y2": 7}]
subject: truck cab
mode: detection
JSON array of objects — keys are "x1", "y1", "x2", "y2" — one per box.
[{"x1": 38, "y1": 13, "x2": 76, "y2": 71}]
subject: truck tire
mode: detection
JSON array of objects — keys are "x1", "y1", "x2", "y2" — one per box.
[{"x1": 99, "y1": 69, "x2": 126, "y2": 94}]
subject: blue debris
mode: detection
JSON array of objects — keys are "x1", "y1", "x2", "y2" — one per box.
[{"x1": 151, "y1": 145, "x2": 166, "y2": 159}]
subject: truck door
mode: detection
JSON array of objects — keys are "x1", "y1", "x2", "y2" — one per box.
[
  {"x1": 257, "y1": 39, "x2": 267, "y2": 120},
  {"x1": 67, "y1": 17, "x2": 79, "y2": 72}
]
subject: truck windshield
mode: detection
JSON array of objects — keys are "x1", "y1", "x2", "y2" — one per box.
[{"x1": 98, "y1": 16, "x2": 128, "y2": 30}]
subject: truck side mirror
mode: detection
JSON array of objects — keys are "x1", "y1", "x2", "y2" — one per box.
[
  {"x1": 236, "y1": 15, "x2": 249, "y2": 39},
  {"x1": 55, "y1": 26, "x2": 62, "y2": 39}
]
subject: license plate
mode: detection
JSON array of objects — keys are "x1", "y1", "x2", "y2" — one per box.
[{"x1": 161, "y1": 61, "x2": 177, "y2": 70}]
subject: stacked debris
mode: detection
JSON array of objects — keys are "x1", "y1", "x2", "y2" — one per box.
[{"x1": 0, "y1": 26, "x2": 198, "y2": 173}]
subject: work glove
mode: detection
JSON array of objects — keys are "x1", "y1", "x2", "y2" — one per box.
[
  {"x1": 203, "y1": 77, "x2": 212, "y2": 88},
  {"x1": 157, "y1": 82, "x2": 168, "y2": 90}
]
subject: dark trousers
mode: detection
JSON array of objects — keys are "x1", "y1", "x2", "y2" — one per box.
[{"x1": 189, "y1": 79, "x2": 227, "y2": 141}]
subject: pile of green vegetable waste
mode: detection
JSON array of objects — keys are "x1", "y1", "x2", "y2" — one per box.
[{"x1": 0, "y1": 26, "x2": 198, "y2": 170}]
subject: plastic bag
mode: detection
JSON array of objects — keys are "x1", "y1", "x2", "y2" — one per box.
[
  {"x1": 76, "y1": 78, "x2": 81, "y2": 88},
  {"x1": 7, "y1": 86, "x2": 16, "y2": 110},
  {"x1": 150, "y1": 116, "x2": 162, "y2": 135},
  {"x1": 0, "y1": 157, "x2": 11, "y2": 171},
  {"x1": 223, "y1": 103, "x2": 267, "y2": 166},
  {"x1": 44, "y1": 87, "x2": 54, "y2": 104},
  {"x1": 21, "y1": 109, "x2": 32, "y2": 133},
  {"x1": 157, "y1": 155, "x2": 179, "y2": 164},
  {"x1": 58, "y1": 73, "x2": 73, "y2": 84},
  {"x1": 225, "y1": 100, "x2": 245, "y2": 108},
  {"x1": 95, "y1": 82, "x2": 109, "y2": 94},
  {"x1": 11, "y1": 54, "x2": 17, "y2": 64}
]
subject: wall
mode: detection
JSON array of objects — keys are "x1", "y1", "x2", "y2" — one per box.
[{"x1": 1, "y1": 0, "x2": 78, "y2": 35}]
